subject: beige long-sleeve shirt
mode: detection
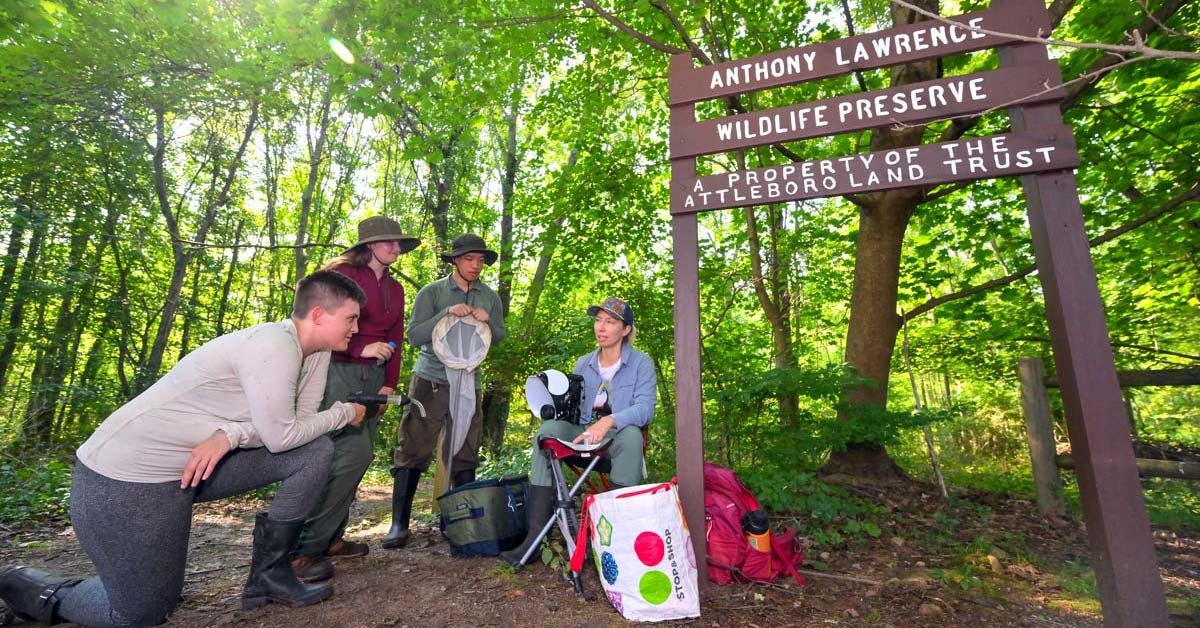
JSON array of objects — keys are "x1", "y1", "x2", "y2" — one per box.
[{"x1": 77, "y1": 319, "x2": 354, "y2": 483}]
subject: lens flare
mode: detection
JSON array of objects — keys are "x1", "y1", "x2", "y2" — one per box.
[{"x1": 329, "y1": 37, "x2": 354, "y2": 64}]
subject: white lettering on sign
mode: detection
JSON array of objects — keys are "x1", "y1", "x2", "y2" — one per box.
[
  {"x1": 832, "y1": 77, "x2": 986, "y2": 123},
  {"x1": 709, "y1": 51, "x2": 819, "y2": 90},
  {"x1": 707, "y1": 16, "x2": 990, "y2": 91},
  {"x1": 831, "y1": 18, "x2": 988, "y2": 67},
  {"x1": 939, "y1": 137, "x2": 1060, "y2": 176},
  {"x1": 714, "y1": 77, "x2": 987, "y2": 143},
  {"x1": 679, "y1": 135, "x2": 1066, "y2": 211}
]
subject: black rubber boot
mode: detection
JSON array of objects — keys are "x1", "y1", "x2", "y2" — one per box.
[
  {"x1": 499, "y1": 485, "x2": 556, "y2": 568},
  {"x1": 242, "y1": 513, "x2": 333, "y2": 610},
  {"x1": 0, "y1": 566, "x2": 81, "y2": 625},
  {"x1": 382, "y1": 468, "x2": 420, "y2": 549},
  {"x1": 450, "y1": 468, "x2": 476, "y2": 489}
]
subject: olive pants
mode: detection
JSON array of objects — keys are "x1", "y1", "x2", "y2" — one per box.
[
  {"x1": 529, "y1": 419, "x2": 645, "y2": 488},
  {"x1": 391, "y1": 374, "x2": 483, "y2": 474},
  {"x1": 295, "y1": 361, "x2": 385, "y2": 557}
]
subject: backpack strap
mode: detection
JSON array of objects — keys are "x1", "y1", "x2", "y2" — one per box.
[{"x1": 770, "y1": 532, "x2": 805, "y2": 586}]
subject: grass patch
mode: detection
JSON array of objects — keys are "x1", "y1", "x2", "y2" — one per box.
[
  {"x1": 1166, "y1": 588, "x2": 1200, "y2": 620},
  {"x1": 1050, "y1": 560, "x2": 1102, "y2": 615}
]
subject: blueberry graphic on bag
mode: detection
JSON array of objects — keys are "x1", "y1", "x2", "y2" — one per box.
[{"x1": 601, "y1": 551, "x2": 619, "y2": 585}]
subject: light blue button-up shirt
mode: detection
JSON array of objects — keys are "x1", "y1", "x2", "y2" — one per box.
[{"x1": 572, "y1": 346, "x2": 657, "y2": 430}]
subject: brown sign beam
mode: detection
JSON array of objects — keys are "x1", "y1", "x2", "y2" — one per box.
[
  {"x1": 669, "y1": 5, "x2": 1050, "y2": 105},
  {"x1": 998, "y1": 0, "x2": 1168, "y2": 621},
  {"x1": 671, "y1": 128, "x2": 1079, "y2": 214},
  {"x1": 671, "y1": 62, "x2": 1065, "y2": 159},
  {"x1": 670, "y1": 54, "x2": 709, "y2": 586}
]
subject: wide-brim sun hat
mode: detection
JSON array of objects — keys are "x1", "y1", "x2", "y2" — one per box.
[
  {"x1": 345, "y1": 216, "x2": 421, "y2": 255},
  {"x1": 439, "y1": 233, "x2": 498, "y2": 265},
  {"x1": 586, "y1": 296, "x2": 634, "y2": 326}
]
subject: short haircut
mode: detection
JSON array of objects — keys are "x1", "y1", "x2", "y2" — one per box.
[{"x1": 292, "y1": 270, "x2": 367, "y2": 319}]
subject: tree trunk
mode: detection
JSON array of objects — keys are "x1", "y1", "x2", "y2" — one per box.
[
  {"x1": 295, "y1": 80, "x2": 334, "y2": 282},
  {"x1": 497, "y1": 95, "x2": 519, "y2": 317},
  {"x1": 742, "y1": 200, "x2": 800, "y2": 424},
  {"x1": 216, "y1": 217, "x2": 245, "y2": 336},
  {"x1": 24, "y1": 205, "x2": 94, "y2": 442},
  {"x1": 482, "y1": 95, "x2": 521, "y2": 453},
  {"x1": 0, "y1": 198, "x2": 33, "y2": 394},
  {"x1": 177, "y1": 265, "x2": 203, "y2": 360},
  {"x1": 823, "y1": 0, "x2": 939, "y2": 478},
  {"x1": 263, "y1": 125, "x2": 285, "y2": 318},
  {"x1": 520, "y1": 151, "x2": 577, "y2": 331},
  {"x1": 139, "y1": 102, "x2": 259, "y2": 392},
  {"x1": 0, "y1": 211, "x2": 48, "y2": 400}
]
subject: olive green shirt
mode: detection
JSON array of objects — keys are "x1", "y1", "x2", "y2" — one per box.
[{"x1": 407, "y1": 274, "x2": 505, "y2": 386}]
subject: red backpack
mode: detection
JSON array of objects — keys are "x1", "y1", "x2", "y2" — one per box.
[{"x1": 704, "y1": 461, "x2": 805, "y2": 586}]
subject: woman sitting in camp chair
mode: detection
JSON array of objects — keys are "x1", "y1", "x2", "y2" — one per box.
[{"x1": 501, "y1": 296, "x2": 657, "y2": 567}]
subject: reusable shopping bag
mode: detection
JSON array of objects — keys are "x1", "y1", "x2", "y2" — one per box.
[{"x1": 570, "y1": 479, "x2": 701, "y2": 622}]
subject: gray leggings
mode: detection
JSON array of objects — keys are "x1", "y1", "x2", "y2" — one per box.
[{"x1": 57, "y1": 437, "x2": 333, "y2": 627}]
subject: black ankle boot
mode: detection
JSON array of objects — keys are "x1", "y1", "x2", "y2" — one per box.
[
  {"x1": 0, "y1": 566, "x2": 81, "y2": 625},
  {"x1": 499, "y1": 485, "x2": 556, "y2": 568},
  {"x1": 382, "y1": 468, "x2": 420, "y2": 549},
  {"x1": 450, "y1": 468, "x2": 476, "y2": 489},
  {"x1": 242, "y1": 513, "x2": 333, "y2": 610}
]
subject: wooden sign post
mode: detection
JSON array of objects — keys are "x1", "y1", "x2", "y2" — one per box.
[{"x1": 668, "y1": 0, "x2": 1168, "y2": 623}]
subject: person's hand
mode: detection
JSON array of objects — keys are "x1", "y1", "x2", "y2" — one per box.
[
  {"x1": 361, "y1": 341, "x2": 395, "y2": 361},
  {"x1": 348, "y1": 403, "x2": 367, "y2": 428},
  {"x1": 448, "y1": 304, "x2": 473, "y2": 317},
  {"x1": 469, "y1": 307, "x2": 490, "y2": 323},
  {"x1": 181, "y1": 430, "x2": 232, "y2": 489},
  {"x1": 573, "y1": 415, "x2": 616, "y2": 445},
  {"x1": 375, "y1": 386, "x2": 394, "y2": 418}
]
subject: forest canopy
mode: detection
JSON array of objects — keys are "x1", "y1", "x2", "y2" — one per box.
[{"x1": 0, "y1": 0, "x2": 1196, "y2": 485}]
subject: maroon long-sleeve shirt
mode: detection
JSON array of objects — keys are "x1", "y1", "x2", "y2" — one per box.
[{"x1": 332, "y1": 264, "x2": 405, "y2": 388}]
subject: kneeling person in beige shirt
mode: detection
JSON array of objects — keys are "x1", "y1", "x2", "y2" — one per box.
[{"x1": 0, "y1": 270, "x2": 369, "y2": 627}]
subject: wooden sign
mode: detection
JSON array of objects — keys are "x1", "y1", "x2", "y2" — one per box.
[
  {"x1": 671, "y1": 62, "x2": 1065, "y2": 159},
  {"x1": 671, "y1": 128, "x2": 1079, "y2": 213},
  {"x1": 669, "y1": 5, "x2": 1050, "y2": 105}
]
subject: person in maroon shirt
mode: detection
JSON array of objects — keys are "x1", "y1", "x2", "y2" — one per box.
[{"x1": 290, "y1": 216, "x2": 420, "y2": 582}]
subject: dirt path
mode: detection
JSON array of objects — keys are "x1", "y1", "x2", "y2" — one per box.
[{"x1": 2, "y1": 479, "x2": 1195, "y2": 627}]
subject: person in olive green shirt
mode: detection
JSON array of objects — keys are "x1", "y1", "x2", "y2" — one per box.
[{"x1": 382, "y1": 234, "x2": 506, "y2": 549}]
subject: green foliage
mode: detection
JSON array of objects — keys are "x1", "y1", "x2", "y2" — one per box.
[
  {"x1": 476, "y1": 442, "x2": 536, "y2": 480},
  {"x1": 737, "y1": 467, "x2": 887, "y2": 547},
  {"x1": 1052, "y1": 560, "x2": 1102, "y2": 613},
  {"x1": 0, "y1": 452, "x2": 72, "y2": 526},
  {"x1": 705, "y1": 363, "x2": 950, "y2": 471},
  {"x1": 932, "y1": 564, "x2": 985, "y2": 591}
]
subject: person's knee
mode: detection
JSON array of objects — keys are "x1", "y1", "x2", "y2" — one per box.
[
  {"x1": 611, "y1": 425, "x2": 644, "y2": 452},
  {"x1": 534, "y1": 420, "x2": 577, "y2": 443},
  {"x1": 307, "y1": 435, "x2": 335, "y2": 466},
  {"x1": 111, "y1": 599, "x2": 173, "y2": 627}
]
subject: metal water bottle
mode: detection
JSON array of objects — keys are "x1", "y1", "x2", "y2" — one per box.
[{"x1": 741, "y1": 508, "x2": 771, "y2": 553}]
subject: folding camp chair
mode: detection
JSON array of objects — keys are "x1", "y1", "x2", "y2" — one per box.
[
  {"x1": 561, "y1": 425, "x2": 649, "y2": 494},
  {"x1": 510, "y1": 435, "x2": 612, "y2": 595}
]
